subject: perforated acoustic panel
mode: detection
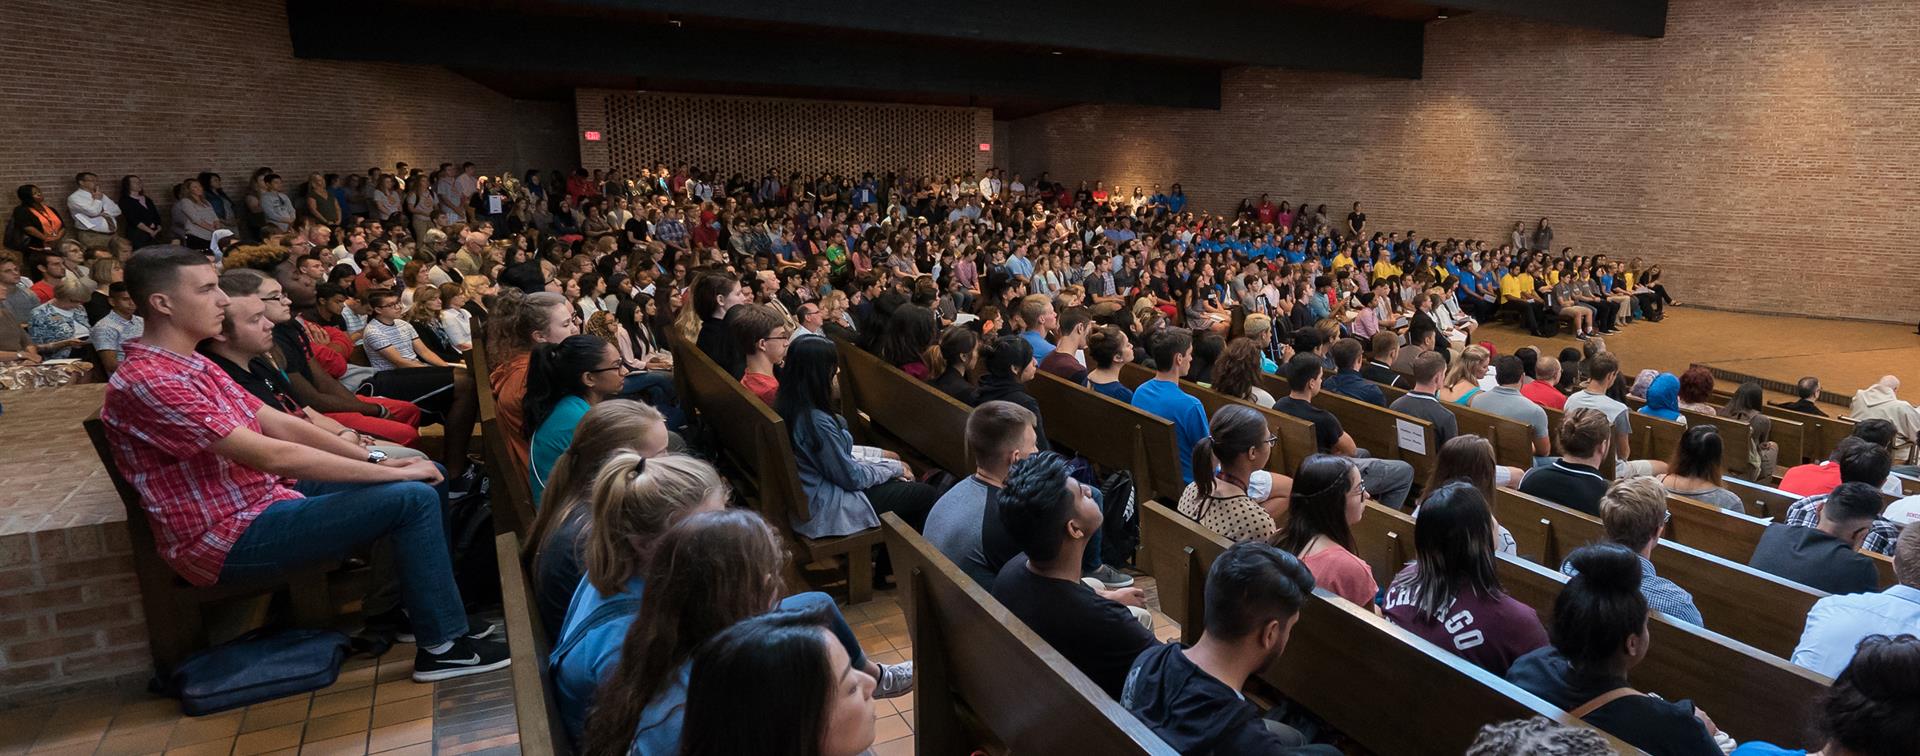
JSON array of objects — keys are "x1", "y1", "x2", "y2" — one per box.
[{"x1": 581, "y1": 90, "x2": 991, "y2": 179}]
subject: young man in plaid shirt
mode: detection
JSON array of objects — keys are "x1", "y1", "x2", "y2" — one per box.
[{"x1": 101, "y1": 246, "x2": 507, "y2": 682}]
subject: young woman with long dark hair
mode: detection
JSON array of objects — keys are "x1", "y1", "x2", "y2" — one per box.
[
  {"x1": 676, "y1": 608, "x2": 878, "y2": 756},
  {"x1": 524, "y1": 334, "x2": 623, "y2": 505},
  {"x1": 1383, "y1": 481, "x2": 1547, "y2": 676},
  {"x1": 1270, "y1": 454, "x2": 1375, "y2": 608},
  {"x1": 776, "y1": 336, "x2": 939, "y2": 539},
  {"x1": 1179, "y1": 404, "x2": 1291, "y2": 542}
]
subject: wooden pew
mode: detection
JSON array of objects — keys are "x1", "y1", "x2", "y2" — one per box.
[
  {"x1": 1027, "y1": 371, "x2": 1183, "y2": 502},
  {"x1": 1662, "y1": 494, "x2": 1770, "y2": 564},
  {"x1": 674, "y1": 341, "x2": 885, "y2": 603},
  {"x1": 1495, "y1": 554, "x2": 1829, "y2": 749},
  {"x1": 881, "y1": 514, "x2": 1178, "y2": 755},
  {"x1": 1257, "y1": 373, "x2": 1438, "y2": 486},
  {"x1": 1724, "y1": 476, "x2": 1801, "y2": 521},
  {"x1": 1451, "y1": 399, "x2": 1541, "y2": 470},
  {"x1": 1488, "y1": 488, "x2": 1825, "y2": 659},
  {"x1": 495, "y1": 532, "x2": 567, "y2": 756},
  {"x1": 1627, "y1": 411, "x2": 1686, "y2": 468},
  {"x1": 1713, "y1": 387, "x2": 1853, "y2": 465},
  {"x1": 1676, "y1": 408, "x2": 1757, "y2": 479},
  {"x1": 1114, "y1": 362, "x2": 1317, "y2": 476},
  {"x1": 833, "y1": 338, "x2": 974, "y2": 476},
  {"x1": 1138, "y1": 502, "x2": 1641, "y2": 755},
  {"x1": 469, "y1": 342, "x2": 536, "y2": 539}
]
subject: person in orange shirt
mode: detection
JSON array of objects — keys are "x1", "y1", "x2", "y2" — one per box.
[{"x1": 486, "y1": 290, "x2": 580, "y2": 474}]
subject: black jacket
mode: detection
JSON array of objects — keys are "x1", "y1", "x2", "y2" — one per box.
[{"x1": 1121, "y1": 643, "x2": 1339, "y2": 756}]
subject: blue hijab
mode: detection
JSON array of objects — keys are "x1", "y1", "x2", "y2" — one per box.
[{"x1": 1639, "y1": 372, "x2": 1684, "y2": 421}]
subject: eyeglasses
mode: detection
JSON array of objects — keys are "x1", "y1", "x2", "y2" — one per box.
[
  {"x1": 258, "y1": 293, "x2": 285, "y2": 303},
  {"x1": 589, "y1": 365, "x2": 624, "y2": 374}
]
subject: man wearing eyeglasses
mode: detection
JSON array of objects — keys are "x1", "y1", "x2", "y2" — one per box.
[
  {"x1": 793, "y1": 301, "x2": 827, "y2": 340},
  {"x1": 359, "y1": 289, "x2": 480, "y2": 492}
]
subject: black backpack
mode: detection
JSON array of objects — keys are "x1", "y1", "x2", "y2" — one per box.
[
  {"x1": 1097, "y1": 470, "x2": 1139, "y2": 568},
  {"x1": 445, "y1": 488, "x2": 500, "y2": 610}
]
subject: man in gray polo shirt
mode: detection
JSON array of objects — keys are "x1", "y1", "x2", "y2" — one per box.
[
  {"x1": 1562, "y1": 352, "x2": 1666, "y2": 478},
  {"x1": 1472, "y1": 354, "x2": 1552, "y2": 459},
  {"x1": 1388, "y1": 351, "x2": 1457, "y2": 446}
]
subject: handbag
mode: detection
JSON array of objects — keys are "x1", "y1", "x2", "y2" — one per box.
[{"x1": 158, "y1": 628, "x2": 353, "y2": 716}]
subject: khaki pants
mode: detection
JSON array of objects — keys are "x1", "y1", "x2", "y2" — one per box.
[{"x1": 71, "y1": 228, "x2": 115, "y2": 251}]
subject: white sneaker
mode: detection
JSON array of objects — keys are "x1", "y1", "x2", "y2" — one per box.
[{"x1": 874, "y1": 661, "x2": 914, "y2": 699}]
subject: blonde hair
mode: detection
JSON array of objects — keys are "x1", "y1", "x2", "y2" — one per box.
[
  {"x1": 1599, "y1": 476, "x2": 1668, "y2": 551},
  {"x1": 585, "y1": 452, "x2": 728, "y2": 594},
  {"x1": 1446, "y1": 344, "x2": 1491, "y2": 388},
  {"x1": 404, "y1": 285, "x2": 441, "y2": 322},
  {"x1": 462, "y1": 274, "x2": 492, "y2": 301},
  {"x1": 524, "y1": 400, "x2": 668, "y2": 563}
]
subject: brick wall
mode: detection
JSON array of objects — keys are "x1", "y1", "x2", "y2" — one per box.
[
  {"x1": 0, "y1": 0, "x2": 575, "y2": 232},
  {"x1": 577, "y1": 90, "x2": 994, "y2": 181},
  {"x1": 0, "y1": 524, "x2": 144, "y2": 703},
  {"x1": 1009, "y1": 0, "x2": 1920, "y2": 324}
]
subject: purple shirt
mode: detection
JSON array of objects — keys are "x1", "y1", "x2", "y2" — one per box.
[{"x1": 1382, "y1": 564, "x2": 1549, "y2": 677}]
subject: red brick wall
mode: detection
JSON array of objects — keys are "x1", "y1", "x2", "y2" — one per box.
[
  {"x1": 1009, "y1": 0, "x2": 1920, "y2": 324},
  {"x1": 0, "y1": 524, "x2": 144, "y2": 703},
  {"x1": 0, "y1": 0, "x2": 575, "y2": 231},
  {"x1": 577, "y1": 90, "x2": 994, "y2": 180}
]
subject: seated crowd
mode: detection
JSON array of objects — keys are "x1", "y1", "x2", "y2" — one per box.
[{"x1": 34, "y1": 156, "x2": 1919, "y2": 755}]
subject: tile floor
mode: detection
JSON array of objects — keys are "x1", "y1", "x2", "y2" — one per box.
[{"x1": 1, "y1": 577, "x2": 1178, "y2": 756}]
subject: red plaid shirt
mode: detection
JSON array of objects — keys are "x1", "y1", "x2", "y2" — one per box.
[{"x1": 100, "y1": 341, "x2": 300, "y2": 586}]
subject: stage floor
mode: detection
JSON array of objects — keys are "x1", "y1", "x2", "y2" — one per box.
[{"x1": 1473, "y1": 307, "x2": 1920, "y2": 408}]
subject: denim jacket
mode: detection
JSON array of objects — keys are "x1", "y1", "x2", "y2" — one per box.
[{"x1": 790, "y1": 410, "x2": 901, "y2": 538}]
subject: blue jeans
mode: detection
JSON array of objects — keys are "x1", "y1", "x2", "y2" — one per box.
[
  {"x1": 221, "y1": 476, "x2": 468, "y2": 647},
  {"x1": 779, "y1": 591, "x2": 868, "y2": 670},
  {"x1": 619, "y1": 371, "x2": 686, "y2": 429}
]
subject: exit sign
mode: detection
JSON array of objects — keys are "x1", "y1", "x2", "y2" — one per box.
[
  {"x1": 583, "y1": 130, "x2": 602, "y2": 142},
  {"x1": 978, "y1": 143, "x2": 991, "y2": 151}
]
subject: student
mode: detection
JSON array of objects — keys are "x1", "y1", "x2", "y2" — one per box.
[
  {"x1": 522, "y1": 335, "x2": 626, "y2": 503},
  {"x1": 1781, "y1": 440, "x2": 1901, "y2": 556},
  {"x1": 1271, "y1": 354, "x2": 1415, "y2": 510},
  {"x1": 1520, "y1": 408, "x2": 1614, "y2": 516},
  {"x1": 1440, "y1": 345, "x2": 1491, "y2": 404},
  {"x1": 690, "y1": 272, "x2": 750, "y2": 378},
  {"x1": 973, "y1": 333, "x2": 1051, "y2": 452},
  {"x1": 1769, "y1": 376, "x2": 1825, "y2": 417},
  {"x1": 992, "y1": 451, "x2": 1153, "y2": 698},
  {"x1": 1566, "y1": 477, "x2": 1705, "y2": 625},
  {"x1": 1563, "y1": 353, "x2": 1664, "y2": 478},
  {"x1": 1389, "y1": 351, "x2": 1460, "y2": 446},
  {"x1": 1423, "y1": 434, "x2": 1523, "y2": 552},
  {"x1": 580, "y1": 509, "x2": 894, "y2": 756},
  {"x1": 1741, "y1": 634, "x2": 1920, "y2": 756},
  {"x1": 1749, "y1": 482, "x2": 1884, "y2": 595},
  {"x1": 729, "y1": 303, "x2": 790, "y2": 405},
  {"x1": 1131, "y1": 328, "x2": 1210, "y2": 484},
  {"x1": 1084, "y1": 324, "x2": 1136, "y2": 403},
  {"x1": 359, "y1": 287, "x2": 478, "y2": 483},
  {"x1": 484, "y1": 290, "x2": 580, "y2": 474},
  {"x1": 1210, "y1": 337, "x2": 1277, "y2": 405},
  {"x1": 524, "y1": 401, "x2": 670, "y2": 640},
  {"x1": 1521, "y1": 355, "x2": 1568, "y2": 410},
  {"x1": 1505, "y1": 544, "x2": 1725, "y2": 755},
  {"x1": 924, "y1": 401, "x2": 1038, "y2": 586},
  {"x1": 1465, "y1": 717, "x2": 1616, "y2": 755},
  {"x1": 1178, "y1": 404, "x2": 1293, "y2": 543},
  {"x1": 877, "y1": 304, "x2": 938, "y2": 379},
  {"x1": 1037, "y1": 307, "x2": 1092, "y2": 383},
  {"x1": 100, "y1": 246, "x2": 504, "y2": 682},
  {"x1": 1122, "y1": 542, "x2": 1339, "y2": 755},
  {"x1": 1471, "y1": 355, "x2": 1553, "y2": 458},
  {"x1": 674, "y1": 608, "x2": 880, "y2": 756},
  {"x1": 1017, "y1": 293, "x2": 1058, "y2": 360},
  {"x1": 926, "y1": 325, "x2": 979, "y2": 405},
  {"x1": 1657, "y1": 425, "x2": 1747, "y2": 513},
  {"x1": 1384, "y1": 482, "x2": 1548, "y2": 676},
  {"x1": 1790, "y1": 525, "x2": 1920, "y2": 679},
  {"x1": 1361, "y1": 331, "x2": 1406, "y2": 389},
  {"x1": 1272, "y1": 454, "x2": 1377, "y2": 607},
  {"x1": 777, "y1": 336, "x2": 939, "y2": 540},
  {"x1": 1389, "y1": 322, "x2": 1437, "y2": 375},
  {"x1": 1637, "y1": 372, "x2": 1685, "y2": 423},
  {"x1": 1781, "y1": 425, "x2": 1907, "y2": 498},
  {"x1": 1322, "y1": 337, "x2": 1387, "y2": 407}
]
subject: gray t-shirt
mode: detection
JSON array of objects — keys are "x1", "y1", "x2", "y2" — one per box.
[
  {"x1": 1665, "y1": 483, "x2": 1748, "y2": 514},
  {"x1": 1388, "y1": 391, "x2": 1459, "y2": 446},
  {"x1": 1564, "y1": 389, "x2": 1631, "y2": 442},
  {"x1": 1472, "y1": 385, "x2": 1551, "y2": 440},
  {"x1": 362, "y1": 319, "x2": 421, "y2": 371},
  {"x1": 922, "y1": 476, "x2": 1008, "y2": 587}
]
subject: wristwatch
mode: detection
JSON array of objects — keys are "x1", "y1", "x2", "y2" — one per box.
[{"x1": 366, "y1": 449, "x2": 389, "y2": 464}]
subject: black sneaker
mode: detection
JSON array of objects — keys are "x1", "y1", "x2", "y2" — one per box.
[
  {"x1": 448, "y1": 466, "x2": 482, "y2": 499},
  {"x1": 413, "y1": 637, "x2": 511, "y2": 682},
  {"x1": 366, "y1": 609, "x2": 499, "y2": 645}
]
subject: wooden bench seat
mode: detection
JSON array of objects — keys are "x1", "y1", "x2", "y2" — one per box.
[
  {"x1": 881, "y1": 514, "x2": 1178, "y2": 755},
  {"x1": 496, "y1": 532, "x2": 567, "y2": 756},
  {"x1": 1257, "y1": 374, "x2": 1438, "y2": 486},
  {"x1": 1027, "y1": 371, "x2": 1183, "y2": 501},
  {"x1": 834, "y1": 338, "x2": 973, "y2": 476},
  {"x1": 674, "y1": 342, "x2": 884, "y2": 604},
  {"x1": 1138, "y1": 501, "x2": 1640, "y2": 755}
]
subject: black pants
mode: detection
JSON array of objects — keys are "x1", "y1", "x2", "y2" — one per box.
[
  {"x1": 1635, "y1": 292, "x2": 1664, "y2": 320},
  {"x1": 866, "y1": 479, "x2": 938, "y2": 533},
  {"x1": 1585, "y1": 299, "x2": 1620, "y2": 330},
  {"x1": 366, "y1": 367, "x2": 456, "y2": 418},
  {"x1": 1649, "y1": 283, "x2": 1673, "y2": 305},
  {"x1": 1505, "y1": 300, "x2": 1550, "y2": 336}
]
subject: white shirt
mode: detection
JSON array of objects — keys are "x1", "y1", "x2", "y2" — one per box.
[{"x1": 66, "y1": 188, "x2": 121, "y2": 233}]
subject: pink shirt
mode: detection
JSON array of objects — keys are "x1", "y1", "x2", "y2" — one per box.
[{"x1": 1302, "y1": 543, "x2": 1378, "y2": 607}]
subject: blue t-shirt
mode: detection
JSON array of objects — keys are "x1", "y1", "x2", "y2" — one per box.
[
  {"x1": 1729, "y1": 744, "x2": 1803, "y2": 756},
  {"x1": 530, "y1": 395, "x2": 593, "y2": 506},
  {"x1": 552, "y1": 576, "x2": 646, "y2": 746},
  {"x1": 1090, "y1": 380, "x2": 1134, "y2": 404},
  {"x1": 1131, "y1": 378, "x2": 1208, "y2": 484},
  {"x1": 1022, "y1": 330, "x2": 1055, "y2": 360},
  {"x1": 630, "y1": 662, "x2": 692, "y2": 755}
]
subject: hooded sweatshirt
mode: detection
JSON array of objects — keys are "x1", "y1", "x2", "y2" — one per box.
[
  {"x1": 1121, "y1": 643, "x2": 1338, "y2": 755},
  {"x1": 1638, "y1": 372, "x2": 1684, "y2": 423},
  {"x1": 1850, "y1": 383, "x2": 1920, "y2": 464}
]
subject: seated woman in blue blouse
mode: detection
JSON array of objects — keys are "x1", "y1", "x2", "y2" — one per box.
[
  {"x1": 1731, "y1": 633, "x2": 1919, "y2": 756},
  {"x1": 775, "y1": 336, "x2": 939, "y2": 542},
  {"x1": 526, "y1": 334, "x2": 625, "y2": 506}
]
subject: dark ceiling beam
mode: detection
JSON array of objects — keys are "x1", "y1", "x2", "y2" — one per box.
[
  {"x1": 401, "y1": 0, "x2": 1426, "y2": 79},
  {"x1": 1442, "y1": 0, "x2": 1667, "y2": 38}
]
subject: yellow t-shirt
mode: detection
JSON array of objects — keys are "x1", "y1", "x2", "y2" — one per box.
[
  {"x1": 1499, "y1": 274, "x2": 1524, "y2": 303},
  {"x1": 1332, "y1": 252, "x2": 1353, "y2": 271},
  {"x1": 1373, "y1": 260, "x2": 1402, "y2": 281},
  {"x1": 1622, "y1": 271, "x2": 1637, "y2": 290}
]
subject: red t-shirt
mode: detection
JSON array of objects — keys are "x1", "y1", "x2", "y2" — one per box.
[
  {"x1": 1778, "y1": 461, "x2": 1842, "y2": 498},
  {"x1": 1302, "y1": 544, "x2": 1377, "y2": 607},
  {"x1": 1382, "y1": 565, "x2": 1550, "y2": 677},
  {"x1": 742, "y1": 372, "x2": 779, "y2": 406},
  {"x1": 1520, "y1": 380, "x2": 1567, "y2": 410}
]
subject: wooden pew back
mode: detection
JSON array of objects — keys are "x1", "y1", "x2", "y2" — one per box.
[
  {"x1": 882, "y1": 515, "x2": 1178, "y2": 755},
  {"x1": 1662, "y1": 494, "x2": 1770, "y2": 563},
  {"x1": 1676, "y1": 408, "x2": 1757, "y2": 479},
  {"x1": 835, "y1": 338, "x2": 973, "y2": 475},
  {"x1": 1451, "y1": 399, "x2": 1540, "y2": 469},
  {"x1": 495, "y1": 532, "x2": 568, "y2": 756},
  {"x1": 1027, "y1": 371, "x2": 1183, "y2": 501},
  {"x1": 1257, "y1": 374, "x2": 1437, "y2": 485},
  {"x1": 1116, "y1": 362, "x2": 1317, "y2": 476}
]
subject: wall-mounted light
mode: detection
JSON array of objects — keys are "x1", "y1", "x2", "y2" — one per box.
[{"x1": 584, "y1": 131, "x2": 602, "y2": 142}]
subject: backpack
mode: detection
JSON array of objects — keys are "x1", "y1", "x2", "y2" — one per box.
[
  {"x1": 157, "y1": 628, "x2": 353, "y2": 716},
  {"x1": 1097, "y1": 470, "x2": 1139, "y2": 568},
  {"x1": 445, "y1": 487, "x2": 500, "y2": 610}
]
